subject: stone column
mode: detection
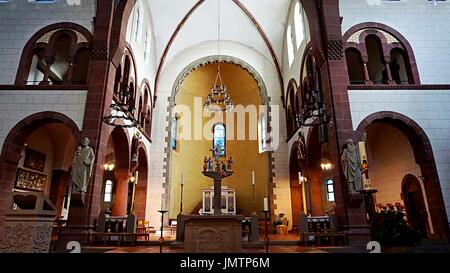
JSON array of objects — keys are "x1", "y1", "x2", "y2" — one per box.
[
  {"x1": 111, "y1": 169, "x2": 130, "y2": 216},
  {"x1": 40, "y1": 56, "x2": 54, "y2": 85},
  {"x1": 363, "y1": 62, "x2": 371, "y2": 84},
  {"x1": 57, "y1": 0, "x2": 116, "y2": 249},
  {"x1": 314, "y1": 0, "x2": 371, "y2": 246}
]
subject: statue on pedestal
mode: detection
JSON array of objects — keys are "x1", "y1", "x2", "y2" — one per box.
[
  {"x1": 203, "y1": 156, "x2": 208, "y2": 172},
  {"x1": 71, "y1": 137, "x2": 95, "y2": 193},
  {"x1": 227, "y1": 156, "x2": 233, "y2": 171},
  {"x1": 341, "y1": 139, "x2": 363, "y2": 194},
  {"x1": 208, "y1": 157, "x2": 213, "y2": 171}
]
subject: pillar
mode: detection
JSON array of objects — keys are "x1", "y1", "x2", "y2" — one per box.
[
  {"x1": 112, "y1": 169, "x2": 130, "y2": 216},
  {"x1": 316, "y1": 0, "x2": 371, "y2": 246},
  {"x1": 57, "y1": 0, "x2": 117, "y2": 249}
]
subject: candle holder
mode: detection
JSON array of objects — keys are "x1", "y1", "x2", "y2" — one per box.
[
  {"x1": 262, "y1": 210, "x2": 270, "y2": 253},
  {"x1": 251, "y1": 184, "x2": 256, "y2": 215},
  {"x1": 158, "y1": 210, "x2": 168, "y2": 253}
]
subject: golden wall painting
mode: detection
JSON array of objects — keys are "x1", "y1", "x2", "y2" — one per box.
[
  {"x1": 15, "y1": 168, "x2": 47, "y2": 192},
  {"x1": 24, "y1": 148, "x2": 46, "y2": 172}
]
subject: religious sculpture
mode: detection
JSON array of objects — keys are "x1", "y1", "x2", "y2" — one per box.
[
  {"x1": 340, "y1": 139, "x2": 363, "y2": 194},
  {"x1": 227, "y1": 156, "x2": 233, "y2": 171},
  {"x1": 361, "y1": 156, "x2": 369, "y2": 180},
  {"x1": 297, "y1": 132, "x2": 306, "y2": 160},
  {"x1": 208, "y1": 157, "x2": 213, "y2": 172},
  {"x1": 71, "y1": 137, "x2": 95, "y2": 193},
  {"x1": 203, "y1": 156, "x2": 208, "y2": 172},
  {"x1": 221, "y1": 162, "x2": 226, "y2": 172}
]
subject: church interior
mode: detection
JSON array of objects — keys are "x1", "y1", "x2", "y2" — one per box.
[{"x1": 0, "y1": 0, "x2": 449, "y2": 253}]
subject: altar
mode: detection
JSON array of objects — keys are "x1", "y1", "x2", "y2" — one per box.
[{"x1": 202, "y1": 186, "x2": 236, "y2": 215}]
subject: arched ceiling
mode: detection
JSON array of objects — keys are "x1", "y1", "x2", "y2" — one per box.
[{"x1": 147, "y1": 0, "x2": 291, "y2": 66}]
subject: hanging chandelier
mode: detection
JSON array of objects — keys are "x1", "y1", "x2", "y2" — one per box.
[
  {"x1": 203, "y1": 66, "x2": 234, "y2": 112},
  {"x1": 103, "y1": 86, "x2": 139, "y2": 128},
  {"x1": 203, "y1": 0, "x2": 234, "y2": 112}
]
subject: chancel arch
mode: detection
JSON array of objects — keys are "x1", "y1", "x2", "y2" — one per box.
[{"x1": 166, "y1": 57, "x2": 272, "y2": 223}]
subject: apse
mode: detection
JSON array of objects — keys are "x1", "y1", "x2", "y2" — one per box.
[{"x1": 168, "y1": 61, "x2": 270, "y2": 220}]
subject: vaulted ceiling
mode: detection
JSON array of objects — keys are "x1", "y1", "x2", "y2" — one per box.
[{"x1": 147, "y1": 0, "x2": 292, "y2": 66}]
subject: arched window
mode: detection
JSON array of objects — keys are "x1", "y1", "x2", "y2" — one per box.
[
  {"x1": 171, "y1": 115, "x2": 178, "y2": 150},
  {"x1": 343, "y1": 23, "x2": 420, "y2": 85},
  {"x1": 213, "y1": 123, "x2": 226, "y2": 157},
  {"x1": 326, "y1": 179, "x2": 335, "y2": 202},
  {"x1": 259, "y1": 113, "x2": 268, "y2": 153},
  {"x1": 104, "y1": 180, "x2": 113, "y2": 202},
  {"x1": 390, "y1": 49, "x2": 411, "y2": 84},
  {"x1": 345, "y1": 48, "x2": 365, "y2": 84},
  {"x1": 144, "y1": 31, "x2": 149, "y2": 61},
  {"x1": 16, "y1": 24, "x2": 92, "y2": 85},
  {"x1": 366, "y1": 35, "x2": 387, "y2": 84},
  {"x1": 287, "y1": 25, "x2": 295, "y2": 67},
  {"x1": 134, "y1": 9, "x2": 140, "y2": 42},
  {"x1": 294, "y1": 2, "x2": 304, "y2": 49}
]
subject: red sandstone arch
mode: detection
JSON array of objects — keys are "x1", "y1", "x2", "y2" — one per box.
[
  {"x1": 289, "y1": 141, "x2": 306, "y2": 227},
  {"x1": 15, "y1": 22, "x2": 92, "y2": 85},
  {"x1": 356, "y1": 111, "x2": 449, "y2": 240},
  {"x1": 134, "y1": 145, "x2": 149, "y2": 221},
  {"x1": 0, "y1": 111, "x2": 81, "y2": 230},
  {"x1": 343, "y1": 22, "x2": 420, "y2": 84}
]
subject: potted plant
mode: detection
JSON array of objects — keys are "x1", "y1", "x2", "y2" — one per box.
[{"x1": 371, "y1": 202, "x2": 421, "y2": 248}]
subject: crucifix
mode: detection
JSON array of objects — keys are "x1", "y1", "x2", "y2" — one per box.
[{"x1": 202, "y1": 145, "x2": 233, "y2": 215}]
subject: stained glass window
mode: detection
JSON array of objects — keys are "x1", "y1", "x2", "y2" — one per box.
[
  {"x1": 213, "y1": 123, "x2": 226, "y2": 157},
  {"x1": 171, "y1": 116, "x2": 177, "y2": 150}
]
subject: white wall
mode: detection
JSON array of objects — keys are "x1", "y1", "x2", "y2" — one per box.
[
  {"x1": 0, "y1": 0, "x2": 96, "y2": 84},
  {"x1": 348, "y1": 89, "x2": 450, "y2": 222},
  {"x1": 340, "y1": 0, "x2": 450, "y2": 84},
  {"x1": 151, "y1": 40, "x2": 289, "y2": 228},
  {"x1": 0, "y1": 90, "x2": 87, "y2": 148}
]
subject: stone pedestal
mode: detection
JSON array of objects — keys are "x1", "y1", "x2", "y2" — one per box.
[
  {"x1": 250, "y1": 213, "x2": 259, "y2": 242},
  {"x1": 70, "y1": 192, "x2": 86, "y2": 207},
  {"x1": 184, "y1": 215, "x2": 243, "y2": 253},
  {"x1": 0, "y1": 192, "x2": 56, "y2": 253},
  {"x1": 176, "y1": 213, "x2": 185, "y2": 241}
]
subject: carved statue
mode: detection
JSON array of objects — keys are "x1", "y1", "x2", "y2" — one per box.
[
  {"x1": 297, "y1": 132, "x2": 306, "y2": 160},
  {"x1": 71, "y1": 137, "x2": 95, "y2": 193},
  {"x1": 221, "y1": 162, "x2": 227, "y2": 172},
  {"x1": 340, "y1": 139, "x2": 363, "y2": 194},
  {"x1": 203, "y1": 156, "x2": 208, "y2": 172},
  {"x1": 227, "y1": 156, "x2": 233, "y2": 171},
  {"x1": 208, "y1": 157, "x2": 213, "y2": 171}
]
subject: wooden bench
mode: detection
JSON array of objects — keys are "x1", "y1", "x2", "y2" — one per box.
[
  {"x1": 300, "y1": 215, "x2": 348, "y2": 246},
  {"x1": 90, "y1": 230, "x2": 152, "y2": 246}
]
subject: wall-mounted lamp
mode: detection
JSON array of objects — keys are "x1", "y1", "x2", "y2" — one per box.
[
  {"x1": 418, "y1": 175, "x2": 427, "y2": 181},
  {"x1": 321, "y1": 161, "x2": 332, "y2": 171},
  {"x1": 103, "y1": 163, "x2": 115, "y2": 171}
]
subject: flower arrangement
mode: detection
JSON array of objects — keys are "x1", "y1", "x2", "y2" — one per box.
[{"x1": 371, "y1": 202, "x2": 421, "y2": 246}]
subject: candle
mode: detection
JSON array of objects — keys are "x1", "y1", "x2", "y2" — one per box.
[
  {"x1": 298, "y1": 171, "x2": 302, "y2": 185},
  {"x1": 181, "y1": 172, "x2": 184, "y2": 186},
  {"x1": 263, "y1": 197, "x2": 269, "y2": 211},
  {"x1": 252, "y1": 171, "x2": 255, "y2": 186},
  {"x1": 160, "y1": 195, "x2": 165, "y2": 211},
  {"x1": 358, "y1": 141, "x2": 367, "y2": 163}
]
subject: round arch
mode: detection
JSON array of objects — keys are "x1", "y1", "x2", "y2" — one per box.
[
  {"x1": 356, "y1": 111, "x2": 449, "y2": 240},
  {"x1": 0, "y1": 111, "x2": 81, "y2": 229}
]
